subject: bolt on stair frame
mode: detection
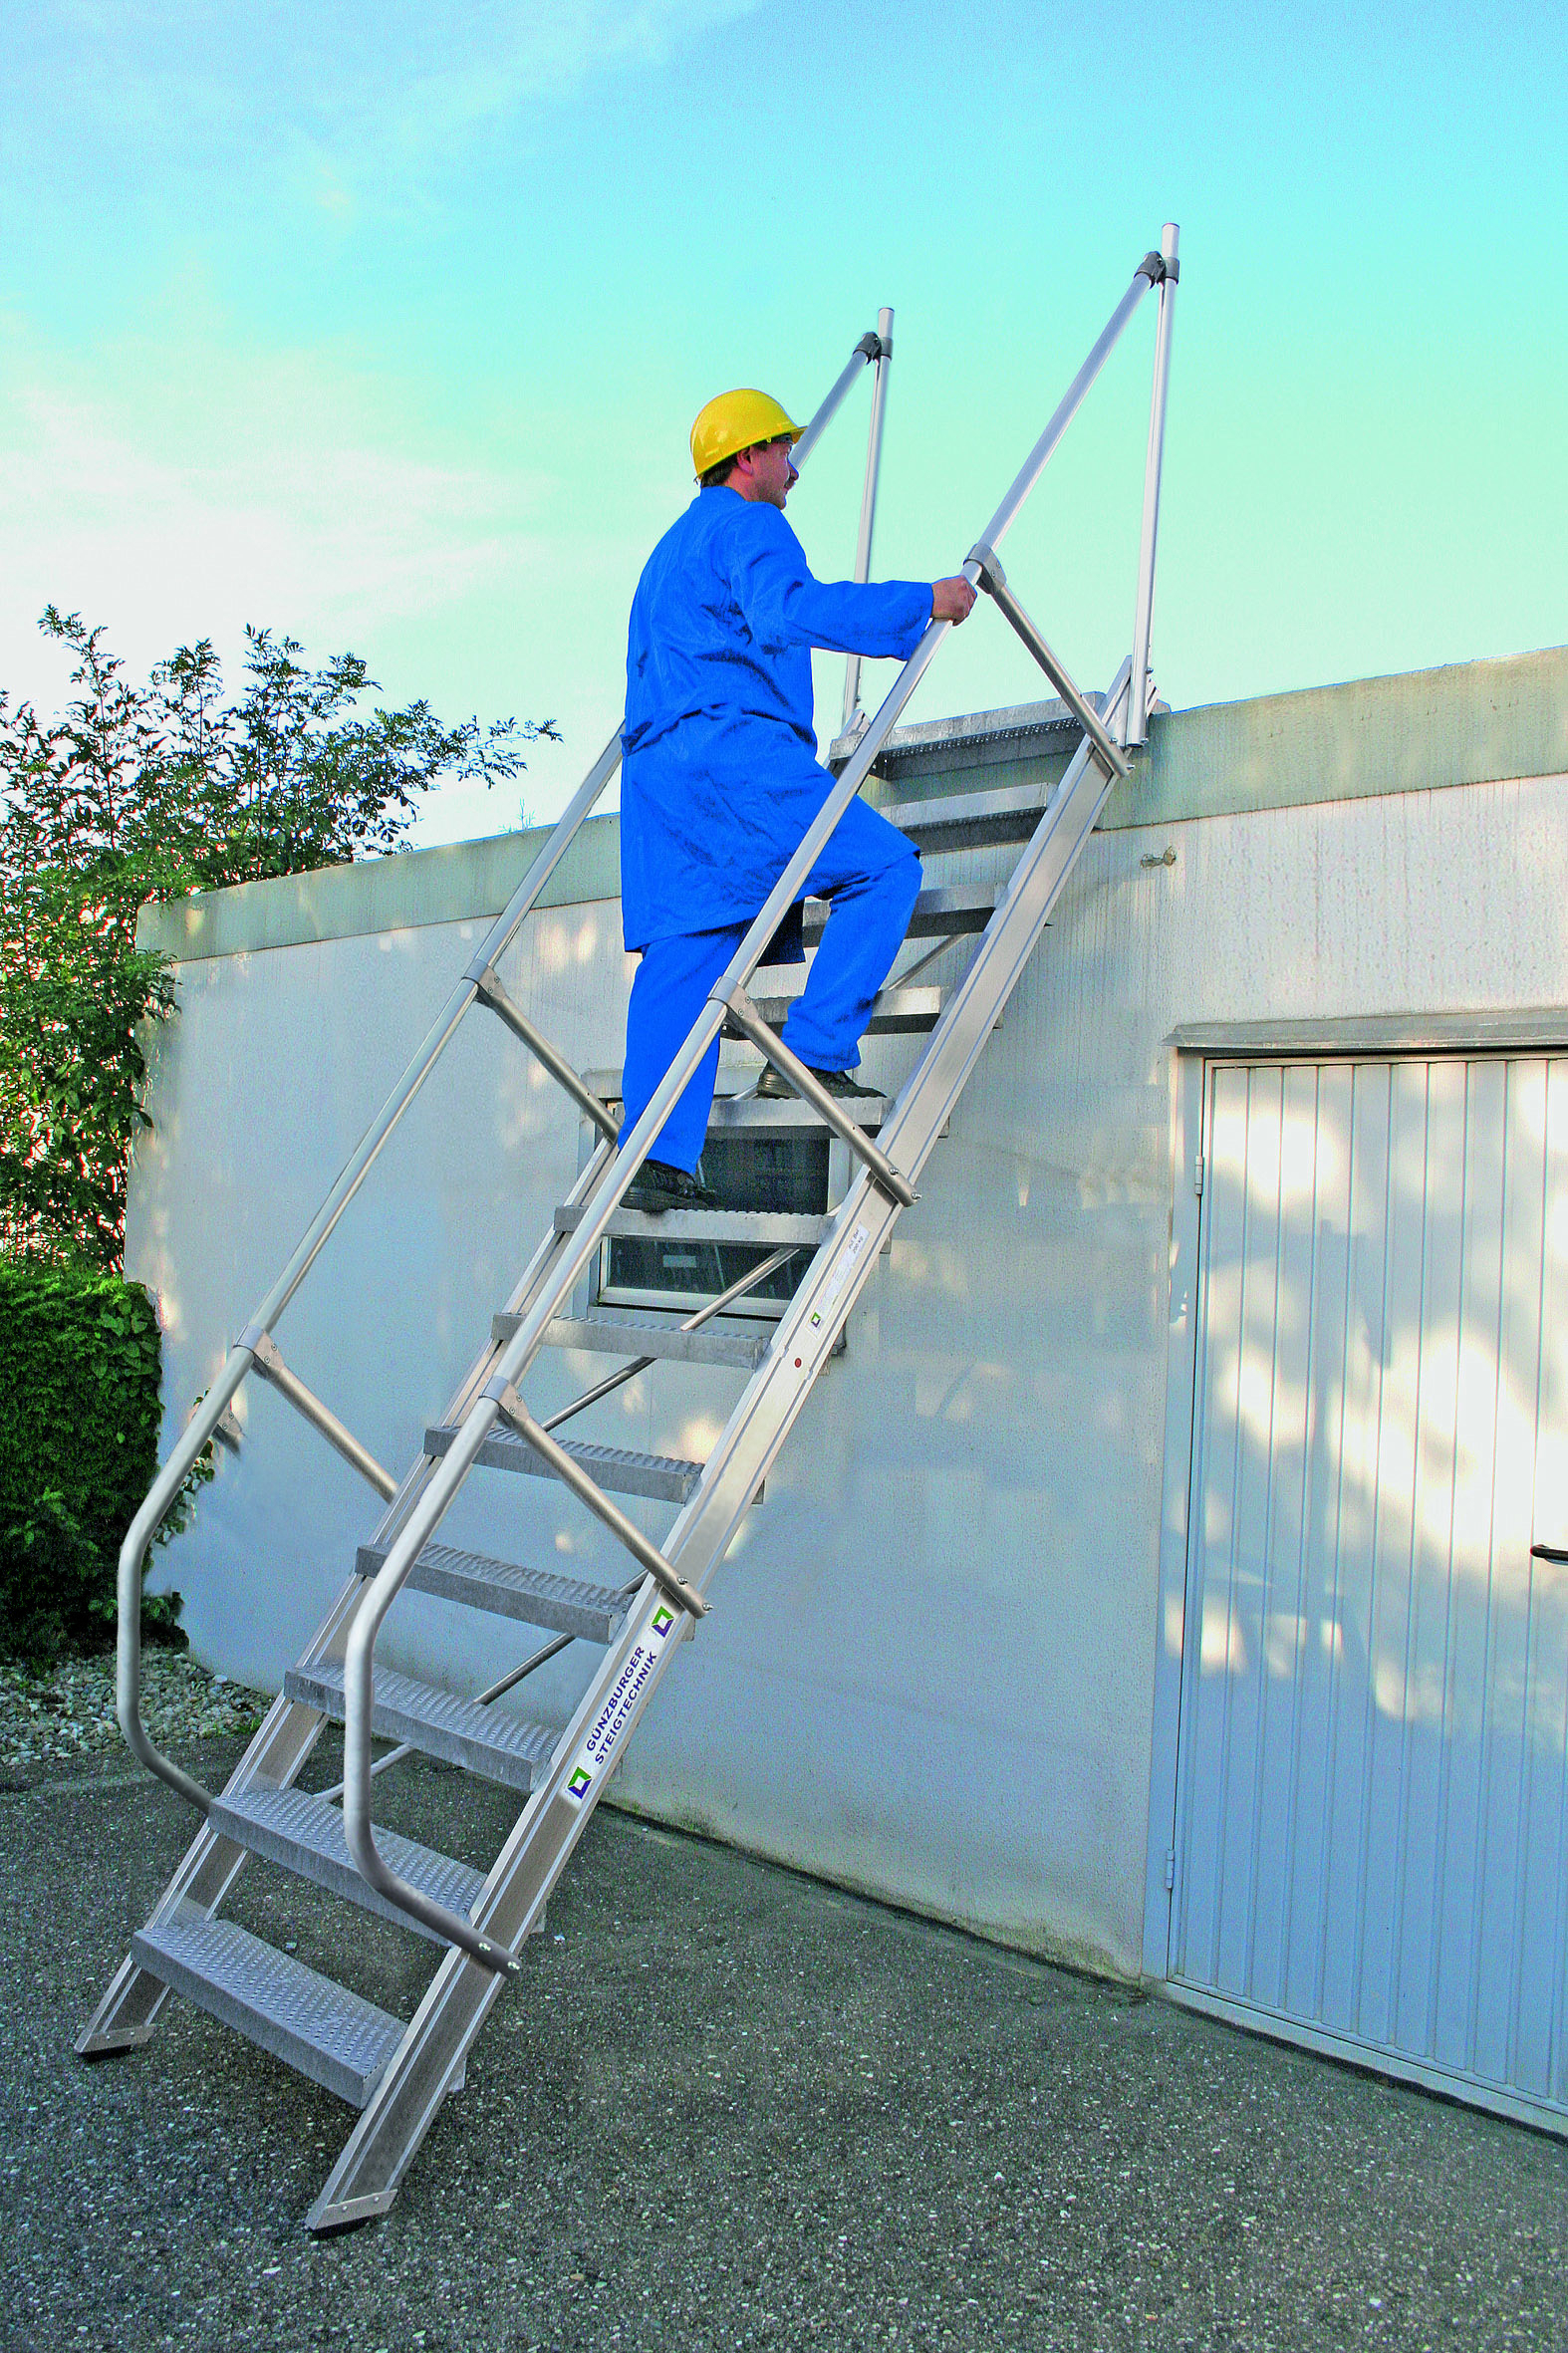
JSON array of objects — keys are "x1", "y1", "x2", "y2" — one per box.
[
  {"x1": 109, "y1": 320, "x2": 895, "y2": 1834},
  {"x1": 338, "y1": 237, "x2": 1178, "y2": 1973}
]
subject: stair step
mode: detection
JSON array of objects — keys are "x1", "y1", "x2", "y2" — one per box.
[
  {"x1": 208, "y1": 1785, "x2": 487, "y2": 1944},
  {"x1": 709, "y1": 1088, "x2": 887, "y2": 1128},
  {"x1": 131, "y1": 1910, "x2": 405, "y2": 2107},
  {"x1": 581, "y1": 1076, "x2": 891, "y2": 1125},
  {"x1": 285, "y1": 1661, "x2": 558, "y2": 1792},
  {"x1": 554, "y1": 1203, "x2": 829, "y2": 1247},
  {"x1": 512, "y1": 1313, "x2": 773, "y2": 1372},
  {"x1": 750, "y1": 984, "x2": 942, "y2": 1038},
  {"x1": 424, "y1": 1422, "x2": 703, "y2": 1506},
  {"x1": 802, "y1": 882, "x2": 998, "y2": 943},
  {"x1": 881, "y1": 780, "x2": 1047, "y2": 853},
  {"x1": 356, "y1": 1538, "x2": 629, "y2": 1642}
]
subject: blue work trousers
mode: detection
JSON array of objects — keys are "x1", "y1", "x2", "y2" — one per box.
[{"x1": 620, "y1": 812, "x2": 921, "y2": 1174}]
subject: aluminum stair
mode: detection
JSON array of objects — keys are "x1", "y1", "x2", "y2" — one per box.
[
  {"x1": 286, "y1": 1661, "x2": 558, "y2": 1791},
  {"x1": 520, "y1": 1314, "x2": 773, "y2": 1372},
  {"x1": 551, "y1": 1203, "x2": 829, "y2": 1247},
  {"x1": 421, "y1": 1422, "x2": 703, "y2": 1505},
  {"x1": 800, "y1": 878, "x2": 998, "y2": 945},
  {"x1": 131, "y1": 1912, "x2": 405, "y2": 2107},
  {"x1": 356, "y1": 1538, "x2": 630, "y2": 1640},
  {"x1": 209, "y1": 1784, "x2": 488, "y2": 1941},
  {"x1": 80, "y1": 236, "x2": 1180, "y2": 2237}
]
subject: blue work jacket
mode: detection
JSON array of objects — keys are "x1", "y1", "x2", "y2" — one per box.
[{"x1": 620, "y1": 485, "x2": 932, "y2": 949}]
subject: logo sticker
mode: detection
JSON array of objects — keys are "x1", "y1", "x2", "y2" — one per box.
[{"x1": 566, "y1": 1766, "x2": 593, "y2": 1801}]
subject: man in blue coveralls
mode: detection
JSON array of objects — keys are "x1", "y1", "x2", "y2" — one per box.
[{"x1": 619, "y1": 386, "x2": 976, "y2": 1211}]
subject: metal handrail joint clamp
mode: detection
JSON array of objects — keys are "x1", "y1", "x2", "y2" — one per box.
[
  {"x1": 966, "y1": 543, "x2": 1131, "y2": 781},
  {"x1": 483, "y1": 1378, "x2": 708, "y2": 1621},
  {"x1": 718, "y1": 985, "x2": 916, "y2": 1207}
]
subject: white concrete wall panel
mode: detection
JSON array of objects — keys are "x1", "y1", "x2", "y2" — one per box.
[{"x1": 127, "y1": 716, "x2": 1568, "y2": 1982}]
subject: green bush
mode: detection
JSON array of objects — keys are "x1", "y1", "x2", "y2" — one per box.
[{"x1": 0, "y1": 1260, "x2": 201, "y2": 1662}]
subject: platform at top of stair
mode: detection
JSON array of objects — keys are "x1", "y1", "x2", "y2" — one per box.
[
  {"x1": 505, "y1": 1310, "x2": 773, "y2": 1372},
  {"x1": 286, "y1": 1659, "x2": 559, "y2": 1792},
  {"x1": 355, "y1": 1538, "x2": 629, "y2": 1642},
  {"x1": 131, "y1": 1908, "x2": 406, "y2": 2107},
  {"x1": 554, "y1": 1202, "x2": 829, "y2": 1247},
  {"x1": 208, "y1": 1783, "x2": 487, "y2": 1945},
  {"x1": 424, "y1": 1421, "x2": 704, "y2": 1506}
]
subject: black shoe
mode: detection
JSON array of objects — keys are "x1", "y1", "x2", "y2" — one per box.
[
  {"x1": 753, "y1": 1062, "x2": 881, "y2": 1102},
  {"x1": 622, "y1": 1157, "x2": 719, "y2": 1214}
]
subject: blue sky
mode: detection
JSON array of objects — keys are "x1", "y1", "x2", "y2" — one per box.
[{"x1": 3, "y1": 0, "x2": 1563, "y2": 844}]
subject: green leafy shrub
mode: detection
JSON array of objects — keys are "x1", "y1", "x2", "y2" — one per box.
[{"x1": 0, "y1": 1261, "x2": 204, "y2": 1661}]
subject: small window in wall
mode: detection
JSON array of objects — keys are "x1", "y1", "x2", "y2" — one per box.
[{"x1": 598, "y1": 1130, "x2": 828, "y2": 1316}]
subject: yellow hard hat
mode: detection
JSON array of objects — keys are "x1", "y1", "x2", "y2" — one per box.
[{"x1": 690, "y1": 389, "x2": 803, "y2": 480}]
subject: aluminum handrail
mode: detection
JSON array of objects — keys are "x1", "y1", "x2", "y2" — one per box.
[
  {"x1": 115, "y1": 324, "x2": 895, "y2": 1820},
  {"x1": 842, "y1": 306, "x2": 894, "y2": 732},
  {"x1": 1129, "y1": 224, "x2": 1180, "y2": 745},
  {"x1": 339, "y1": 250, "x2": 1165, "y2": 1968}
]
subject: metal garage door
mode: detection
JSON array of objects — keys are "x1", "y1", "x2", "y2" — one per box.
[{"x1": 1168, "y1": 1055, "x2": 1568, "y2": 2132}]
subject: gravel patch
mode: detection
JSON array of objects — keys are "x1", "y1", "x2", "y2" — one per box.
[
  {"x1": 4, "y1": 1740, "x2": 1565, "y2": 2350},
  {"x1": 0, "y1": 1649, "x2": 267, "y2": 1772}
]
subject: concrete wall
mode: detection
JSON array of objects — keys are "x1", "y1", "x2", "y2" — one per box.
[{"x1": 130, "y1": 647, "x2": 1568, "y2": 1981}]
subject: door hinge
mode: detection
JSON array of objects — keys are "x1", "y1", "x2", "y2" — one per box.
[
  {"x1": 1164, "y1": 1847, "x2": 1176, "y2": 1891},
  {"x1": 1193, "y1": 1154, "x2": 1204, "y2": 1197}
]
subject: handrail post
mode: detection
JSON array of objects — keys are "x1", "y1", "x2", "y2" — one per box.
[
  {"x1": 1128, "y1": 223, "x2": 1179, "y2": 746},
  {"x1": 842, "y1": 306, "x2": 894, "y2": 735}
]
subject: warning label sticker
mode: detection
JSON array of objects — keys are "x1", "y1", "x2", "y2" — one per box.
[{"x1": 561, "y1": 1602, "x2": 678, "y2": 1804}]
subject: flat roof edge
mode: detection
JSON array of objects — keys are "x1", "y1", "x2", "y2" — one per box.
[{"x1": 138, "y1": 645, "x2": 1568, "y2": 963}]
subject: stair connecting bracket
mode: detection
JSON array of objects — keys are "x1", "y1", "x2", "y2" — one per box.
[
  {"x1": 716, "y1": 985, "x2": 916, "y2": 1208},
  {"x1": 484, "y1": 1380, "x2": 708, "y2": 1621}
]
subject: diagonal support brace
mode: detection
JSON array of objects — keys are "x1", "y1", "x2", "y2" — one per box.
[
  {"x1": 474, "y1": 965, "x2": 621, "y2": 1141},
  {"x1": 716, "y1": 986, "x2": 916, "y2": 1207},
  {"x1": 484, "y1": 1381, "x2": 708, "y2": 1621},
  {"x1": 967, "y1": 545, "x2": 1131, "y2": 782},
  {"x1": 242, "y1": 1330, "x2": 398, "y2": 1500}
]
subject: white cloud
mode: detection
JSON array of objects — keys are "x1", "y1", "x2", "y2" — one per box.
[
  {"x1": 22, "y1": 0, "x2": 761, "y2": 202},
  {"x1": 0, "y1": 316, "x2": 555, "y2": 708}
]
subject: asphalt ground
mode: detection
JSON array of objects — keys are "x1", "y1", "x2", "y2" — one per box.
[{"x1": 3, "y1": 1732, "x2": 1565, "y2": 2353}]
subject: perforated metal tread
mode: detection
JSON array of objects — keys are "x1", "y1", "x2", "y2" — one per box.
[
  {"x1": 209, "y1": 1784, "x2": 486, "y2": 1943},
  {"x1": 879, "y1": 780, "x2": 1048, "y2": 853},
  {"x1": 285, "y1": 1661, "x2": 558, "y2": 1791},
  {"x1": 803, "y1": 881, "x2": 998, "y2": 942},
  {"x1": 423, "y1": 1423, "x2": 703, "y2": 1506},
  {"x1": 553, "y1": 1203, "x2": 829, "y2": 1246},
  {"x1": 131, "y1": 1909, "x2": 405, "y2": 2107},
  {"x1": 356, "y1": 1538, "x2": 629, "y2": 1642},
  {"x1": 521, "y1": 1314, "x2": 772, "y2": 1372},
  {"x1": 703, "y1": 1090, "x2": 886, "y2": 1129},
  {"x1": 750, "y1": 984, "x2": 943, "y2": 1037},
  {"x1": 571, "y1": 1083, "x2": 889, "y2": 1131}
]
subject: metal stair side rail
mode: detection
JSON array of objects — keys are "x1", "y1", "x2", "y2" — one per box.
[
  {"x1": 106, "y1": 318, "x2": 898, "y2": 1834},
  {"x1": 308, "y1": 226, "x2": 1180, "y2": 2164}
]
